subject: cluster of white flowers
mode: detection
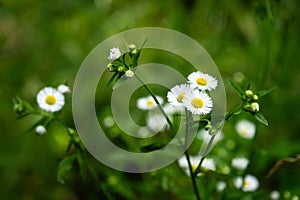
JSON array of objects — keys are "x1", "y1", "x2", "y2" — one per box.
[
  {"x1": 167, "y1": 71, "x2": 218, "y2": 115},
  {"x1": 35, "y1": 84, "x2": 71, "y2": 135}
]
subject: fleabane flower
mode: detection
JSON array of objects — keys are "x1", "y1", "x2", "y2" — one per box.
[
  {"x1": 182, "y1": 90, "x2": 213, "y2": 115},
  {"x1": 216, "y1": 181, "x2": 226, "y2": 192},
  {"x1": 234, "y1": 174, "x2": 259, "y2": 192},
  {"x1": 188, "y1": 71, "x2": 218, "y2": 91},
  {"x1": 137, "y1": 95, "x2": 163, "y2": 110},
  {"x1": 235, "y1": 119, "x2": 256, "y2": 139},
  {"x1": 167, "y1": 84, "x2": 192, "y2": 107},
  {"x1": 37, "y1": 87, "x2": 65, "y2": 112},
  {"x1": 232, "y1": 157, "x2": 249, "y2": 170},
  {"x1": 108, "y1": 47, "x2": 122, "y2": 60}
]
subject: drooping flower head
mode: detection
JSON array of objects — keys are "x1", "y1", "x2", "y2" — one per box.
[
  {"x1": 37, "y1": 87, "x2": 65, "y2": 112},
  {"x1": 57, "y1": 84, "x2": 71, "y2": 94},
  {"x1": 108, "y1": 47, "x2": 122, "y2": 60},
  {"x1": 182, "y1": 90, "x2": 213, "y2": 115},
  {"x1": 137, "y1": 95, "x2": 164, "y2": 110},
  {"x1": 188, "y1": 71, "x2": 218, "y2": 91}
]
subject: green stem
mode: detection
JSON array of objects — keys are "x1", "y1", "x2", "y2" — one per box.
[
  {"x1": 184, "y1": 109, "x2": 201, "y2": 200},
  {"x1": 194, "y1": 104, "x2": 242, "y2": 175},
  {"x1": 135, "y1": 74, "x2": 173, "y2": 128}
]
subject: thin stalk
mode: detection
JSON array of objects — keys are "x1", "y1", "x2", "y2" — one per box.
[
  {"x1": 194, "y1": 104, "x2": 242, "y2": 175},
  {"x1": 184, "y1": 109, "x2": 201, "y2": 200},
  {"x1": 135, "y1": 74, "x2": 173, "y2": 128}
]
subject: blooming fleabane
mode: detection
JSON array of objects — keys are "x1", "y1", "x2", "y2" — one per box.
[
  {"x1": 182, "y1": 90, "x2": 213, "y2": 115},
  {"x1": 137, "y1": 95, "x2": 163, "y2": 110},
  {"x1": 108, "y1": 47, "x2": 122, "y2": 60},
  {"x1": 167, "y1": 84, "x2": 192, "y2": 107},
  {"x1": 37, "y1": 87, "x2": 65, "y2": 112},
  {"x1": 188, "y1": 71, "x2": 218, "y2": 91}
]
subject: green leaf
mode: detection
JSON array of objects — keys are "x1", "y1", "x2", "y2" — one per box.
[
  {"x1": 229, "y1": 80, "x2": 244, "y2": 98},
  {"x1": 57, "y1": 155, "x2": 76, "y2": 184},
  {"x1": 253, "y1": 111, "x2": 269, "y2": 126},
  {"x1": 257, "y1": 86, "x2": 276, "y2": 97}
]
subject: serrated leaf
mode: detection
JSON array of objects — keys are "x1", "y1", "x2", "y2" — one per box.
[
  {"x1": 57, "y1": 155, "x2": 76, "y2": 184},
  {"x1": 253, "y1": 111, "x2": 269, "y2": 126},
  {"x1": 229, "y1": 80, "x2": 244, "y2": 97},
  {"x1": 257, "y1": 86, "x2": 276, "y2": 97}
]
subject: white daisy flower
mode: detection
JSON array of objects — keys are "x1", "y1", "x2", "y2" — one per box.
[
  {"x1": 232, "y1": 157, "x2": 249, "y2": 170},
  {"x1": 188, "y1": 71, "x2": 218, "y2": 91},
  {"x1": 235, "y1": 119, "x2": 256, "y2": 139},
  {"x1": 270, "y1": 191, "x2": 280, "y2": 200},
  {"x1": 146, "y1": 113, "x2": 170, "y2": 132},
  {"x1": 216, "y1": 181, "x2": 226, "y2": 192},
  {"x1": 137, "y1": 95, "x2": 163, "y2": 110},
  {"x1": 35, "y1": 125, "x2": 46, "y2": 135},
  {"x1": 167, "y1": 84, "x2": 193, "y2": 107},
  {"x1": 37, "y1": 87, "x2": 65, "y2": 112},
  {"x1": 234, "y1": 174, "x2": 259, "y2": 192},
  {"x1": 57, "y1": 84, "x2": 71, "y2": 93},
  {"x1": 182, "y1": 90, "x2": 213, "y2": 115},
  {"x1": 108, "y1": 47, "x2": 122, "y2": 60}
]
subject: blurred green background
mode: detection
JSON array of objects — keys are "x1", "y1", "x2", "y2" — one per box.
[{"x1": 1, "y1": 0, "x2": 300, "y2": 199}]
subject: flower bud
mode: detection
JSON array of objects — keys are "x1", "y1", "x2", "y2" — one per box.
[
  {"x1": 35, "y1": 125, "x2": 46, "y2": 135},
  {"x1": 253, "y1": 94, "x2": 259, "y2": 101},
  {"x1": 14, "y1": 103, "x2": 25, "y2": 114},
  {"x1": 127, "y1": 44, "x2": 136, "y2": 50},
  {"x1": 57, "y1": 84, "x2": 71, "y2": 93},
  {"x1": 118, "y1": 66, "x2": 124, "y2": 72},
  {"x1": 250, "y1": 102, "x2": 259, "y2": 112},
  {"x1": 131, "y1": 49, "x2": 138, "y2": 55},
  {"x1": 125, "y1": 70, "x2": 134, "y2": 78},
  {"x1": 245, "y1": 90, "x2": 253, "y2": 98},
  {"x1": 107, "y1": 63, "x2": 114, "y2": 71}
]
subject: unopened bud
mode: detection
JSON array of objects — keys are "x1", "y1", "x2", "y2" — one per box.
[
  {"x1": 131, "y1": 49, "x2": 138, "y2": 55},
  {"x1": 253, "y1": 94, "x2": 259, "y2": 101},
  {"x1": 125, "y1": 70, "x2": 134, "y2": 78},
  {"x1": 127, "y1": 44, "x2": 136, "y2": 50},
  {"x1": 118, "y1": 66, "x2": 124, "y2": 72},
  {"x1": 245, "y1": 90, "x2": 253, "y2": 98},
  {"x1": 250, "y1": 102, "x2": 259, "y2": 112},
  {"x1": 35, "y1": 125, "x2": 46, "y2": 135}
]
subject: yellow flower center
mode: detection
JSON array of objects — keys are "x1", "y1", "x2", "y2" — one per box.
[
  {"x1": 191, "y1": 98, "x2": 203, "y2": 108},
  {"x1": 177, "y1": 93, "x2": 185, "y2": 103},
  {"x1": 243, "y1": 180, "x2": 250, "y2": 188},
  {"x1": 146, "y1": 100, "x2": 155, "y2": 106},
  {"x1": 196, "y1": 77, "x2": 207, "y2": 86},
  {"x1": 45, "y1": 95, "x2": 57, "y2": 105}
]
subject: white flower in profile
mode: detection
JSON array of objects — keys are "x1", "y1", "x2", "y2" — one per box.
[
  {"x1": 235, "y1": 119, "x2": 256, "y2": 139},
  {"x1": 57, "y1": 84, "x2": 71, "y2": 93},
  {"x1": 234, "y1": 174, "x2": 259, "y2": 192},
  {"x1": 270, "y1": 190, "x2": 280, "y2": 200},
  {"x1": 182, "y1": 90, "x2": 213, "y2": 115},
  {"x1": 216, "y1": 181, "x2": 226, "y2": 192},
  {"x1": 167, "y1": 84, "x2": 193, "y2": 107},
  {"x1": 232, "y1": 157, "x2": 249, "y2": 170},
  {"x1": 108, "y1": 47, "x2": 122, "y2": 60},
  {"x1": 35, "y1": 125, "x2": 46, "y2": 135},
  {"x1": 137, "y1": 95, "x2": 163, "y2": 110},
  {"x1": 37, "y1": 87, "x2": 65, "y2": 112},
  {"x1": 188, "y1": 71, "x2": 218, "y2": 91},
  {"x1": 146, "y1": 113, "x2": 170, "y2": 132}
]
